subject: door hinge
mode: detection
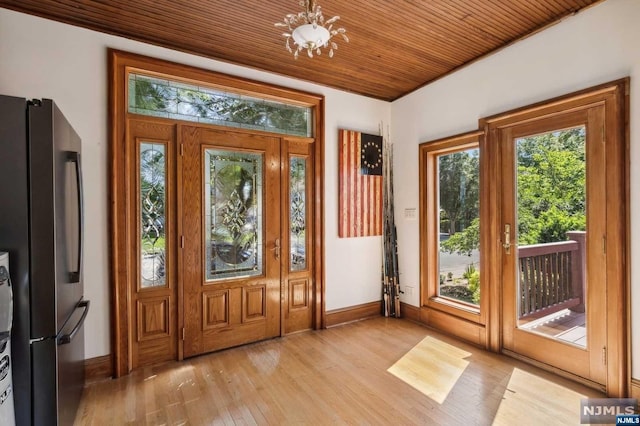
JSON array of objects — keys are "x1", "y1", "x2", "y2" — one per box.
[
  {"x1": 180, "y1": 235, "x2": 185, "y2": 249},
  {"x1": 181, "y1": 328, "x2": 185, "y2": 341},
  {"x1": 502, "y1": 224, "x2": 511, "y2": 254},
  {"x1": 602, "y1": 346, "x2": 607, "y2": 365},
  {"x1": 180, "y1": 143, "x2": 184, "y2": 156}
]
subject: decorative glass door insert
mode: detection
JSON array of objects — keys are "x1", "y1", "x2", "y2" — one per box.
[
  {"x1": 290, "y1": 157, "x2": 307, "y2": 271},
  {"x1": 140, "y1": 142, "x2": 167, "y2": 288},
  {"x1": 204, "y1": 149, "x2": 263, "y2": 280}
]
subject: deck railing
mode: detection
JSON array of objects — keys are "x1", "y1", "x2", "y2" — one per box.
[{"x1": 518, "y1": 231, "x2": 585, "y2": 319}]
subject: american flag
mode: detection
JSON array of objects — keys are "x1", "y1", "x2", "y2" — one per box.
[{"x1": 338, "y1": 129, "x2": 383, "y2": 238}]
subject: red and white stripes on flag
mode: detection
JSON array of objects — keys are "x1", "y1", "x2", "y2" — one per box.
[{"x1": 338, "y1": 129, "x2": 383, "y2": 238}]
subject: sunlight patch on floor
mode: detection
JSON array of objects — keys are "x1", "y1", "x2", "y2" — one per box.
[
  {"x1": 492, "y1": 368, "x2": 589, "y2": 425},
  {"x1": 247, "y1": 348, "x2": 281, "y2": 375},
  {"x1": 387, "y1": 336, "x2": 471, "y2": 404}
]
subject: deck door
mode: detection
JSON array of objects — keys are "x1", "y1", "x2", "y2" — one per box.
[{"x1": 500, "y1": 106, "x2": 607, "y2": 386}]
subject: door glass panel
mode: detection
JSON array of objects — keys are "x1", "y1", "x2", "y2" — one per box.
[
  {"x1": 290, "y1": 157, "x2": 307, "y2": 271},
  {"x1": 437, "y1": 148, "x2": 480, "y2": 306},
  {"x1": 140, "y1": 142, "x2": 167, "y2": 288},
  {"x1": 204, "y1": 149, "x2": 263, "y2": 280},
  {"x1": 515, "y1": 126, "x2": 587, "y2": 348}
]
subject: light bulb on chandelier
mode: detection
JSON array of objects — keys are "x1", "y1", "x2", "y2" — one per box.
[{"x1": 275, "y1": 0, "x2": 349, "y2": 59}]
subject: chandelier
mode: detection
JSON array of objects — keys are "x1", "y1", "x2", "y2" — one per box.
[{"x1": 275, "y1": 0, "x2": 349, "y2": 59}]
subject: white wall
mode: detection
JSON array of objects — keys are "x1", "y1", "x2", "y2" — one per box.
[
  {"x1": 391, "y1": 0, "x2": 640, "y2": 376},
  {"x1": 0, "y1": 9, "x2": 390, "y2": 358}
]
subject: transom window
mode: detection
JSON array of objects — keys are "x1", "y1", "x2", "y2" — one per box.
[{"x1": 128, "y1": 73, "x2": 313, "y2": 137}]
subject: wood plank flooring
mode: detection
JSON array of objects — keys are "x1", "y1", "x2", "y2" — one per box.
[
  {"x1": 520, "y1": 309, "x2": 586, "y2": 347},
  {"x1": 76, "y1": 317, "x2": 603, "y2": 425}
]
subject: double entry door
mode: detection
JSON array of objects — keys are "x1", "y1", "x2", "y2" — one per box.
[{"x1": 129, "y1": 119, "x2": 315, "y2": 367}]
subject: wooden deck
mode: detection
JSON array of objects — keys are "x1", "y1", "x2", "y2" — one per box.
[
  {"x1": 519, "y1": 309, "x2": 586, "y2": 347},
  {"x1": 76, "y1": 317, "x2": 602, "y2": 425}
]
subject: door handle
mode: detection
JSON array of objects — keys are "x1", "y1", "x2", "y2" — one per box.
[
  {"x1": 67, "y1": 151, "x2": 83, "y2": 283},
  {"x1": 503, "y1": 224, "x2": 511, "y2": 254},
  {"x1": 270, "y1": 238, "x2": 281, "y2": 260},
  {"x1": 58, "y1": 300, "x2": 90, "y2": 345}
]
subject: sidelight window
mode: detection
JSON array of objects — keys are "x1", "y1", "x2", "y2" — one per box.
[
  {"x1": 139, "y1": 142, "x2": 167, "y2": 288},
  {"x1": 290, "y1": 157, "x2": 307, "y2": 271}
]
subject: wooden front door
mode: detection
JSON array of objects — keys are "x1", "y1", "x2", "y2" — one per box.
[
  {"x1": 181, "y1": 125, "x2": 282, "y2": 357},
  {"x1": 111, "y1": 51, "x2": 325, "y2": 375},
  {"x1": 500, "y1": 107, "x2": 607, "y2": 386}
]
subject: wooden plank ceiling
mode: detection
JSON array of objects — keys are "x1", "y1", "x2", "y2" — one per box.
[{"x1": 0, "y1": 0, "x2": 602, "y2": 101}]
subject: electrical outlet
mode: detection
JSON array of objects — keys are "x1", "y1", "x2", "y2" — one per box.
[{"x1": 404, "y1": 285, "x2": 414, "y2": 296}]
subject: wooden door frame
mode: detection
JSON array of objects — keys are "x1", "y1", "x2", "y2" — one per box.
[
  {"x1": 418, "y1": 131, "x2": 488, "y2": 346},
  {"x1": 480, "y1": 78, "x2": 630, "y2": 396},
  {"x1": 109, "y1": 50, "x2": 326, "y2": 377}
]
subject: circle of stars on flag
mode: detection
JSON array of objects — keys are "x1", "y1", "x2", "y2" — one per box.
[{"x1": 361, "y1": 140, "x2": 382, "y2": 174}]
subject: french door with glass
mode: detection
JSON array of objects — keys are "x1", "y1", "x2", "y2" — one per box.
[
  {"x1": 420, "y1": 80, "x2": 627, "y2": 394},
  {"x1": 498, "y1": 106, "x2": 607, "y2": 386}
]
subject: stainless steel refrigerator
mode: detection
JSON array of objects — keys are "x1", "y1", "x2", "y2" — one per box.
[{"x1": 0, "y1": 95, "x2": 89, "y2": 425}]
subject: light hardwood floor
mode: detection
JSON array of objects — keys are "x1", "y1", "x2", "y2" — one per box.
[{"x1": 76, "y1": 317, "x2": 603, "y2": 425}]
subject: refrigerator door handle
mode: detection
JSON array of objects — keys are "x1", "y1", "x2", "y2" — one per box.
[
  {"x1": 66, "y1": 151, "x2": 83, "y2": 283},
  {"x1": 57, "y1": 300, "x2": 90, "y2": 345},
  {"x1": 0, "y1": 331, "x2": 9, "y2": 347}
]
